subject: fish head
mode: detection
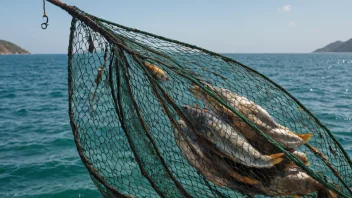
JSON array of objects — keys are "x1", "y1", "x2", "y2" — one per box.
[
  {"x1": 177, "y1": 119, "x2": 190, "y2": 134},
  {"x1": 189, "y1": 84, "x2": 222, "y2": 108},
  {"x1": 182, "y1": 105, "x2": 210, "y2": 127},
  {"x1": 189, "y1": 81, "x2": 218, "y2": 94},
  {"x1": 177, "y1": 119, "x2": 187, "y2": 128},
  {"x1": 158, "y1": 73, "x2": 169, "y2": 81},
  {"x1": 192, "y1": 82, "x2": 236, "y2": 102},
  {"x1": 293, "y1": 151, "x2": 309, "y2": 166},
  {"x1": 189, "y1": 84, "x2": 207, "y2": 100},
  {"x1": 162, "y1": 76, "x2": 169, "y2": 81},
  {"x1": 176, "y1": 119, "x2": 201, "y2": 143}
]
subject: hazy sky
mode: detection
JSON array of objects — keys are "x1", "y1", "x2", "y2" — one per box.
[{"x1": 1, "y1": 0, "x2": 351, "y2": 54}]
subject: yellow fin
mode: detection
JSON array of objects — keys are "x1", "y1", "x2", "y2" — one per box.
[
  {"x1": 230, "y1": 172, "x2": 260, "y2": 185},
  {"x1": 293, "y1": 196, "x2": 300, "y2": 198},
  {"x1": 297, "y1": 134, "x2": 314, "y2": 142},
  {"x1": 269, "y1": 153, "x2": 285, "y2": 166},
  {"x1": 191, "y1": 84, "x2": 200, "y2": 91},
  {"x1": 271, "y1": 157, "x2": 284, "y2": 165},
  {"x1": 329, "y1": 190, "x2": 338, "y2": 198},
  {"x1": 269, "y1": 153, "x2": 285, "y2": 159}
]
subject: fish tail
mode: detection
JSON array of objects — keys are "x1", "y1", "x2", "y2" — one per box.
[
  {"x1": 297, "y1": 134, "x2": 314, "y2": 142},
  {"x1": 230, "y1": 172, "x2": 260, "y2": 185},
  {"x1": 269, "y1": 153, "x2": 285, "y2": 165},
  {"x1": 269, "y1": 153, "x2": 285, "y2": 159}
]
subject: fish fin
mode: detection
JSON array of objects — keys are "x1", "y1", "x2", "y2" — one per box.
[
  {"x1": 305, "y1": 161, "x2": 310, "y2": 166},
  {"x1": 269, "y1": 153, "x2": 285, "y2": 165},
  {"x1": 269, "y1": 153, "x2": 285, "y2": 159},
  {"x1": 292, "y1": 195, "x2": 300, "y2": 198},
  {"x1": 319, "y1": 190, "x2": 338, "y2": 198},
  {"x1": 230, "y1": 172, "x2": 260, "y2": 185},
  {"x1": 297, "y1": 134, "x2": 314, "y2": 142},
  {"x1": 286, "y1": 161, "x2": 297, "y2": 168},
  {"x1": 191, "y1": 84, "x2": 200, "y2": 90},
  {"x1": 328, "y1": 190, "x2": 338, "y2": 198},
  {"x1": 271, "y1": 157, "x2": 284, "y2": 165}
]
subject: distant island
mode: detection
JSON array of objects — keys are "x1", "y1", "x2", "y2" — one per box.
[
  {"x1": 313, "y1": 38, "x2": 352, "y2": 52},
  {"x1": 0, "y1": 40, "x2": 30, "y2": 55}
]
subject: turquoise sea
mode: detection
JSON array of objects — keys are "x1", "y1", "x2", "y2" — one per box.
[{"x1": 0, "y1": 53, "x2": 351, "y2": 198}]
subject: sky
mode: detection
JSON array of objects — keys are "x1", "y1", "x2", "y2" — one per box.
[{"x1": 1, "y1": 0, "x2": 351, "y2": 54}]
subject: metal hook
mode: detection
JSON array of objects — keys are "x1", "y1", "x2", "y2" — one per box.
[{"x1": 41, "y1": 14, "x2": 49, "y2": 29}]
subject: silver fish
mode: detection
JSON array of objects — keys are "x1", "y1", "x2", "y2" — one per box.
[
  {"x1": 189, "y1": 83, "x2": 313, "y2": 149},
  {"x1": 174, "y1": 119, "x2": 260, "y2": 186},
  {"x1": 257, "y1": 167, "x2": 323, "y2": 197},
  {"x1": 182, "y1": 105, "x2": 284, "y2": 168}
]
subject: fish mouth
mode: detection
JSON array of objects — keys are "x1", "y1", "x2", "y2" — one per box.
[
  {"x1": 182, "y1": 104, "x2": 192, "y2": 111},
  {"x1": 177, "y1": 119, "x2": 187, "y2": 127},
  {"x1": 188, "y1": 84, "x2": 200, "y2": 94}
]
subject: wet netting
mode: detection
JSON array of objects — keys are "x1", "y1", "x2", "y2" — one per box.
[{"x1": 52, "y1": 1, "x2": 352, "y2": 197}]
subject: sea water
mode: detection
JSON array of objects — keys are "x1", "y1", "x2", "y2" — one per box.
[{"x1": 0, "y1": 53, "x2": 351, "y2": 197}]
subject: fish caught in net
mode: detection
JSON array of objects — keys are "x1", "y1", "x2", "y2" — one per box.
[{"x1": 47, "y1": 1, "x2": 352, "y2": 197}]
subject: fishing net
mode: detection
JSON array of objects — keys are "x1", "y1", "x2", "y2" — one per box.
[{"x1": 58, "y1": 2, "x2": 352, "y2": 198}]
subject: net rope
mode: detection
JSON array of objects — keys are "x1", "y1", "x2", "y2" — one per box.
[{"x1": 46, "y1": 1, "x2": 352, "y2": 197}]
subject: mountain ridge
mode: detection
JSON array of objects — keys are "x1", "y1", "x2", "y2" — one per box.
[
  {"x1": 0, "y1": 40, "x2": 30, "y2": 55},
  {"x1": 313, "y1": 39, "x2": 352, "y2": 52}
]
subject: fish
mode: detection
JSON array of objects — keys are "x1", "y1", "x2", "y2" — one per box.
[
  {"x1": 189, "y1": 87, "x2": 259, "y2": 142},
  {"x1": 91, "y1": 49, "x2": 108, "y2": 104},
  {"x1": 257, "y1": 168, "x2": 323, "y2": 196},
  {"x1": 292, "y1": 151, "x2": 310, "y2": 166},
  {"x1": 88, "y1": 34, "x2": 95, "y2": 53},
  {"x1": 189, "y1": 83, "x2": 313, "y2": 149},
  {"x1": 283, "y1": 151, "x2": 310, "y2": 171},
  {"x1": 175, "y1": 119, "x2": 260, "y2": 186},
  {"x1": 91, "y1": 65, "x2": 104, "y2": 103},
  {"x1": 257, "y1": 166, "x2": 339, "y2": 197},
  {"x1": 182, "y1": 105, "x2": 284, "y2": 168},
  {"x1": 143, "y1": 62, "x2": 169, "y2": 81}
]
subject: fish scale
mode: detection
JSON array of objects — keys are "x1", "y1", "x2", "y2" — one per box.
[
  {"x1": 190, "y1": 84, "x2": 313, "y2": 149},
  {"x1": 183, "y1": 105, "x2": 284, "y2": 169}
]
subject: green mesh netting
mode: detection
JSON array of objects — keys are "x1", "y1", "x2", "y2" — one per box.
[{"x1": 62, "y1": 4, "x2": 352, "y2": 198}]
